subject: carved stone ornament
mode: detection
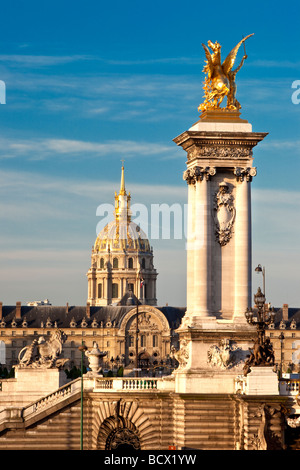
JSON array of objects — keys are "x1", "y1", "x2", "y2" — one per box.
[
  {"x1": 17, "y1": 329, "x2": 69, "y2": 369},
  {"x1": 85, "y1": 341, "x2": 107, "y2": 376},
  {"x1": 287, "y1": 415, "x2": 300, "y2": 428},
  {"x1": 213, "y1": 182, "x2": 235, "y2": 246},
  {"x1": 234, "y1": 166, "x2": 257, "y2": 182},
  {"x1": 170, "y1": 339, "x2": 189, "y2": 369},
  {"x1": 183, "y1": 166, "x2": 216, "y2": 185},
  {"x1": 188, "y1": 146, "x2": 252, "y2": 161},
  {"x1": 250, "y1": 405, "x2": 284, "y2": 450},
  {"x1": 207, "y1": 339, "x2": 242, "y2": 369}
]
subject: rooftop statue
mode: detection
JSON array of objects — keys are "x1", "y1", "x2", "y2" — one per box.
[{"x1": 198, "y1": 34, "x2": 254, "y2": 113}]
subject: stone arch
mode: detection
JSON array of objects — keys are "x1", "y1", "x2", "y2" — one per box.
[
  {"x1": 95, "y1": 399, "x2": 156, "y2": 450},
  {"x1": 117, "y1": 306, "x2": 171, "y2": 368},
  {"x1": 98, "y1": 416, "x2": 140, "y2": 450},
  {"x1": 118, "y1": 306, "x2": 170, "y2": 335}
]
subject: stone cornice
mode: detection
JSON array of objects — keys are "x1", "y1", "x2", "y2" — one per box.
[{"x1": 173, "y1": 130, "x2": 268, "y2": 150}]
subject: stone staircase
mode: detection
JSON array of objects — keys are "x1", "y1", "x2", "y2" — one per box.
[{"x1": 0, "y1": 403, "x2": 84, "y2": 450}]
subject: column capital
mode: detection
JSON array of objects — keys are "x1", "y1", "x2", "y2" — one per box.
[
  {"x1": 234, "y1": 166, "x2": 257, "y2": 182},
  {"x1": 183, "y1": 166, "x2": 216, "y2": 185}
]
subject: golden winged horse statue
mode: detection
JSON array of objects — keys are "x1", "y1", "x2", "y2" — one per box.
[{"x1": 198, "y1": 34, "x2": 254, "y2": 112}]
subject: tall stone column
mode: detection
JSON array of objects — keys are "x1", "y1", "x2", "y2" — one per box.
[
  {"x1": 233, "y1": 167, "x2": 257, "y2": 319},
  {"x1": 185, "y1": 180, "x2": 195, "y2": 316},
  {"x1": 184, "y1": 167, "x2": 216, "y2": 318}
]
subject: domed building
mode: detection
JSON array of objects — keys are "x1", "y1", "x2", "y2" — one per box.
[{"x1": 87, "y1": 165, "x2": 157, "y2": 306}]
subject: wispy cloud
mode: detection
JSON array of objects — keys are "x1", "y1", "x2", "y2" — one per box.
[
  {"x1": 0, "y1": 136, "x2": 177, "y2": 160},
  {"x1": 249, "y1": 59, "x2": 300, "y2": 69},
  {"x1": 0, "y1": 54, "x2": 90, "y2": 67}
]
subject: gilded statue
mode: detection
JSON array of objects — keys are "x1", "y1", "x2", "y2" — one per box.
[{"x1": 198, "y1": 34, "x2": 254, "y2": 112}]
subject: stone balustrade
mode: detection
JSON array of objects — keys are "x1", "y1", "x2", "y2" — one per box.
[{"x1": 279, "y1": 378, "x2": 300, "y2": 396}]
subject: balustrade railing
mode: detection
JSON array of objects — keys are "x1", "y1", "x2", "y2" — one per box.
[
  {"x1": 122, "y1": 378, "x2": 158, "y2": 390},
  {"x1": 94, "y1": 377, "x2": 159, "y2": 390},
  {"x1": 279, "y1": 379, "x2": 300, "y2": 396}
]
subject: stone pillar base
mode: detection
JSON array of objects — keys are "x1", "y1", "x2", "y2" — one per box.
[
  {"x1": 14, "y1": 367, "x2": 68, "y2": 397},
  {"x1": 245, "y1": 366, "x2": 279, "y2": 395}
]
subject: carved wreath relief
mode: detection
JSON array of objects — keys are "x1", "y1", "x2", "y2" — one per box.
[{"x1": 213, "y1": 182, "x2": 235, "y2": 246}]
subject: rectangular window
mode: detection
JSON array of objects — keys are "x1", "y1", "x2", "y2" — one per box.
[
  {"x1": 112, "y1": 283, "x2": 119, "y2": 298},
  {"x1": 98, "y1": 283, "x2": 102, "y2": 298}
]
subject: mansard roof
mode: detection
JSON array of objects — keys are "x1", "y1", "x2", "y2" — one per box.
[
  {"x1": 0, "y1": 304, "x2": 186, "y2": 329},
  {"x1": 271, "y1": 307, "x2": 300, "y2": 328}
]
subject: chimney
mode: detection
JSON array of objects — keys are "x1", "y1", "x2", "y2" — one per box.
[
  {"x1": 66, "y1": 302, "x2": 69, "y2": 314},
  {"x1": 282, "y1": 304, "x2": 289, "y2": 321},
  {"x1": 16, "y1": 301, "x2": 21, "y2": 320},
  {"x1": 0, "y1": 302, "x2": 2, "y2": 320},
  {"x1": 86, "y1": 302, "x2": 90, "y2": 318}
]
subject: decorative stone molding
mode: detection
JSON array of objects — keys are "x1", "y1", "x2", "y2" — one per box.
[
  {"x1": 183, "y1": 166, "x2": 216, "y2": 185},
  {"x1": 187, "y1": 145, "x2": 253, "y2": 161},
  {"x1": 213, "y1": 182, "x2": 236, "y2": 246},
  {"x1": 234, "y1": 166, "x2": 257, "y2": 182}
]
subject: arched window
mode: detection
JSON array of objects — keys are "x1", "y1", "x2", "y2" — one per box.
[
  {"x1": 152, "y1": 335, "x2": 158, "y2": 347},
  {"x1": 113, "y1": 258, "x2": 118, "y2": 269},
  {"x1": 100, "y1": 258, "x2": 104, "y2": 269},
  {"x1": 112, "y1": 283, "x2": 119, "y2": 298},
  {"x1": 128, "y1": 257, "x2": 133, "y2": 269}
]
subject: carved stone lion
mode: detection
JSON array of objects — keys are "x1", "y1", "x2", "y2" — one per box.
[{"x1": 18, "y1": 329, "x2": 68, "y2": 369}]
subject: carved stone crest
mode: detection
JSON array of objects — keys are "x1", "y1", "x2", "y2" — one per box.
[
  {"x1": 213, "y1": 182, "x2": 235, "y2": 246},
  {"x1": 207, "y1": 339, "x2": 242, "y2": 369}
]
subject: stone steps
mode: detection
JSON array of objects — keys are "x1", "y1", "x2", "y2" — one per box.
[{"x1": 0, "y1": 402, "x2": 85, "y2": 450}]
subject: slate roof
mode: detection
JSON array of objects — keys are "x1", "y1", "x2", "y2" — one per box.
[
  {"x1": 271, "y1": 307, "x2": 300, "y2": 328},
  {"x1": 0, "y1": 304, "x2": 186, "y2": 329},
  {"x1": 1, "y1": 305, "x2": 298, "y2": 329}
]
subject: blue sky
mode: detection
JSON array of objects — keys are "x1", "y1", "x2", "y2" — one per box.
[{"x1": 0, "y1": 0, "x2": 299, "y2": 307}]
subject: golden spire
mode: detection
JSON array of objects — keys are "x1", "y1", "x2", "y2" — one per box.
[
  {"x1": 115, "y1": 161, "x2": 131, "y2": 223},
  {"x1": 119, "y1": 160, "x2": 126, "y2": 196}
]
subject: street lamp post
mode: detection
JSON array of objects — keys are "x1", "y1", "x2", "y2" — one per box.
[
  {"x1": 78, "y1": 341, "x2": 87, "y2": 450},
  {"x1": 245, "y1": 287, "x2": 275, "y2": 346},
  {"x1": 244, "y1": 287, "x2": 275, "y2": 373},
  {"x1": 255, "y1": 264, "x2": 266, "y2": 299},
  {"x1": 279, "y1": 332, "x2": 285, "y2": 378},
  {"x1": 126, "y1": 289, "x2": 140, "y2": 378}
]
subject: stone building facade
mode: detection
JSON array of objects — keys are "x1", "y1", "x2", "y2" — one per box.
[{"x1": 0, "y1": 302, "x2": 184, "y2": 373}]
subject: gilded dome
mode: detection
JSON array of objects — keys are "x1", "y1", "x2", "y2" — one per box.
[
  {"x1": 93, "y1": 164, "x2": 151, "y2": 253},
  {"x1": 94, "y1": 219, "x2": 151, "y2": 253}
]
